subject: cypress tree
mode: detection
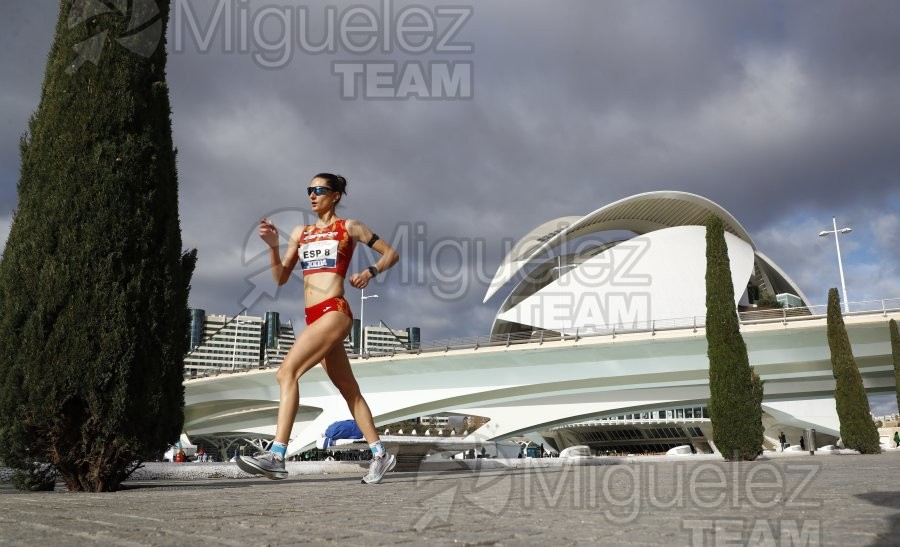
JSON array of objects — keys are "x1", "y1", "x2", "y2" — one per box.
[
  {"x1": 0, "y1": 0, "x2": 195, "y2": 491},
  {"x1": 705, "y1": 215, "x2": 763, "y2": 460},
  {"x1": 891, "y1": 319, "x2": 900, "y2": 416},
  {"x1": 826, "y1": 288, "x2": 880, "y2": 453}
]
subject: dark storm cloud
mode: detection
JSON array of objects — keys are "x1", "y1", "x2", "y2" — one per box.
[
  {"x1": 2, "y1": 0, "x2": 899, "y2": 342},
  {"x1": 0, "y1": 2, "x2": 57, "y2": 210}
]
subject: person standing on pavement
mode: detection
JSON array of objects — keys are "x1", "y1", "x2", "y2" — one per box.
[{"x1": 236, "y1": 173, "x2": 399, "y2": 484}]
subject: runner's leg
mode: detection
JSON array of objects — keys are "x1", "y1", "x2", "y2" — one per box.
[
  {"x1": 321, "y1": 343, "x2": 396, "y2": 483},
  {"x1": 320, "y1": 343, "x2": 380, "y2": 444},
  {"x1": 274, "y1": 311, "x2": 352, "y2": 445}
]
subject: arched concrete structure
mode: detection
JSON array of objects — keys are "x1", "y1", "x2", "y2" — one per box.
[{"x1": 184, "y1": 310, "x2": 899, "y2": 456}]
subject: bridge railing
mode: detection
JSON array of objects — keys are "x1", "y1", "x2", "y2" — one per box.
[
  {"x1": 186, "y1": 297, "x2": 900, "y2": 378},
  {"x1": 358, "y1": 297, "x2": 900, "y2": 359},
  {"x1": 736, "y1": 297, "x2": 900, "y2": 325}
]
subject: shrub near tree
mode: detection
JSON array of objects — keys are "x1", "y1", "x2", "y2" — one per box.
[
  {"x1": 0, "y1": 0, "x2": 195, "y2": 491},
  {"x1": 826, "y1": 289, "x2": 880, "y2": 453},
  {"x1": 704, "y1": 215, "x2": 764, "y2": 460}
]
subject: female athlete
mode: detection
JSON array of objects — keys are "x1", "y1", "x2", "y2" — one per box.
[{"x1": 236, "y1": 173, "x2": 399, "y2": 483}]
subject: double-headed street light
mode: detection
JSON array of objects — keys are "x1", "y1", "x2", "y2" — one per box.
[
  {"x1": 819, "y1": 217, "x2": 852, "y2": 313},
  {"x1": 360, "y1": 289, "x2": 379, "y2": 355}
]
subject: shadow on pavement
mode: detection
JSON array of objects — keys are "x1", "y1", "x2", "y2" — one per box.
[{"x1": 855, "y1": 491, "x2": 900, "y2": 547}]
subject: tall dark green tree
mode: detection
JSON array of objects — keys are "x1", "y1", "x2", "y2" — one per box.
[
  {"x1": 0, "y1": 0, "x2": 195, "y2": 491},
  {"x1": 891, "y1": 319, "x2": 900, "y2": 415},
  {"x1": 826, "y1": 288, "x2": 879, "y2": 453},
  {"x1": 705, "y1": 215, "x2": 763, "y2": 460}
]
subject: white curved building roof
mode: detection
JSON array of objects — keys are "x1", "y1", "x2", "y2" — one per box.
[
  {"x1": 486, "y1": 191, "x2": 809, "y2": 336},
  {"x1": 485, "y1": 191, "x2": 756, "y2": 302}
]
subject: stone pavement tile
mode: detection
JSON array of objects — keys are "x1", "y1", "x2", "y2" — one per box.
[{"x1": 0, "y1": 453, "x2": 898, "y2": 545}]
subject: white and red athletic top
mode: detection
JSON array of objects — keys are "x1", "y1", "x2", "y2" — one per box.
[{"x1": 298, "y1": 219, "x2": 355, "y2": 278}]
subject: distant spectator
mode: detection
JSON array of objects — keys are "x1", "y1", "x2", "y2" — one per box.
[
  {"x1": 799, "y1": 435, "x2": 806, "y2": 451},
  {"x1": 778, "y1": 432, "x2": 787, "y2": 452},
  {"x1": 894, "y1": 431, "x2": 899, "y2": 448}
]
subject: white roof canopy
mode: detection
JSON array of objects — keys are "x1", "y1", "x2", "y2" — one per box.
[{"x1": 484, "y1": 191, "x2": 755, "y2": 302}]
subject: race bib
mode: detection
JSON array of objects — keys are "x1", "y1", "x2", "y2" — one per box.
[{"x1": 300, "y1": 240, "x2": 339, "y2": 271}]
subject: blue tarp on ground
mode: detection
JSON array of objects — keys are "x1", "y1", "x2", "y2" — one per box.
[{"x1": 323, "y1": 420, "x2": 364, "y2": 448}]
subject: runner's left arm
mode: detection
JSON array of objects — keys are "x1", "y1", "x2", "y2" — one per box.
[{"x1": 346, "y1": 219, "x2": 399, "y2": 289}]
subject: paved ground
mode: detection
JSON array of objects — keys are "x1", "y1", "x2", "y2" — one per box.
[{"x1": 1, "y1": 452, "x2": 899, "y2": 546}]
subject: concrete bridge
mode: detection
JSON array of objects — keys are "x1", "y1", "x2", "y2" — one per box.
[{"x1": 183, "y1": 303, "x2": 900, "y2": 456}]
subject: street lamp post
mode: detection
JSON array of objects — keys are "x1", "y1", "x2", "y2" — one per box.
[
  {"x1": 360, "y1": 289, "x2": 379, "y2": 355},
  {"x1": 819, "y1": 217, "x2": 852, "y2": 313},
  {"x1": 231, "y1": 316, "x2": 245, "y2": 372}
]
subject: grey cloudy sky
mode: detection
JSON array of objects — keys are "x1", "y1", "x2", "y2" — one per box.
[{"x1": 2, "y1": 1, "x2": 899, "y2": 408}]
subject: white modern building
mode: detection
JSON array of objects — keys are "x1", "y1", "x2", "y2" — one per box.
[{"x1": 184, "y1": 310, "x2": 296, "y2": 378}]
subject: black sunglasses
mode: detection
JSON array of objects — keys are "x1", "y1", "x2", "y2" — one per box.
[{"x1": 307, "y1": 186, "x2": 334, "y2": 196}]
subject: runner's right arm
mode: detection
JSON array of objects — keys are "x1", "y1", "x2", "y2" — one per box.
[{"x1": 259, "y1": 218, "x2": 300, "y2": 285}]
